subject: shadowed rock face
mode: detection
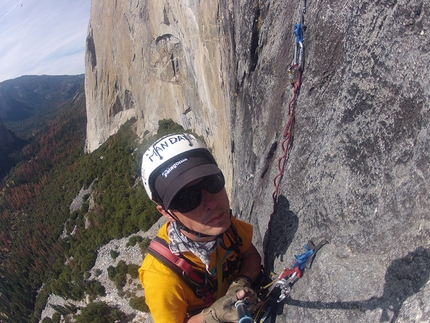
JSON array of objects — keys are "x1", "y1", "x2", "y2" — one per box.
[{"x1": 86, "y1": 0, "x2": 429, "y2": 321}]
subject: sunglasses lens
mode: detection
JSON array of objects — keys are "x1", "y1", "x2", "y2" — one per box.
[
  {"x1": 170, "y1": 174, "x2": 225, "y2": 213},
  {"x1": 203, "y1": 174, "x2": 225, "y2": 193},
  {"x1": 172, "y1": 188, "x2": 202, "y2": 213}
]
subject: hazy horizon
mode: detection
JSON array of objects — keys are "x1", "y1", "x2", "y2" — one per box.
[{"x1": 0, "y1": 0, "x2": 91, "y2": 83}]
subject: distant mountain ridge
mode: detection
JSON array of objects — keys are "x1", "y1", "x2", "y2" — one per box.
[{"x1": 0, "y1": 74, "x2": 84, "y2": 123}]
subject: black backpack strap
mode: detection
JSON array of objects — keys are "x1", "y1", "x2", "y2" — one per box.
[{"x1": 147, "y1": 237, "x2": 214, "y2": 306}]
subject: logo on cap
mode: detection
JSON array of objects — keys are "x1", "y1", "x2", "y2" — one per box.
[{"x1": 161, "y1": 158, "x2": 188, "y2": 178}]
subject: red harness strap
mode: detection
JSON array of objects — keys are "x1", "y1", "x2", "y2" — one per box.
[{"x1": 148, "y1": 236, "x2": 214, "y2": 306}]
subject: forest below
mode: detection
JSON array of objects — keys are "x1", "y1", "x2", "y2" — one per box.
[{"x1": 0, "y1": 85, "x2": 187, "y2": 322}]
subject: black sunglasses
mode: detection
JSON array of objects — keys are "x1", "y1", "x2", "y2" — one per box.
[{"x1": 169, "y1": 173, "x2": 225, "y2": 213}]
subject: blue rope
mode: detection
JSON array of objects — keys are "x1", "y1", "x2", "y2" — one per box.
[{"x1": 293, "y1": 244, "x2": 314, "y2": 270}]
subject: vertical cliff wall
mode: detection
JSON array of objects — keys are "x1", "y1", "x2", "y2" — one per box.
[
  {"x1": 228, "y1": 1, "x2": 429, "y2": 322},
  {"x1": 85, "y1": 0, "x2": 234, "y2": 185},
  {"x1": 85, "y1": 0, "x2": 429, "y2": 322}
]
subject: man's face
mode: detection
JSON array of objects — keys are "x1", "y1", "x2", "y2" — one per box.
[{"x1": 167, "y1": 178, "x2": 231, "y2": 238}]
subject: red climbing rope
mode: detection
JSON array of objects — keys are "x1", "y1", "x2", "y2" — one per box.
[
  {"x1": 271, "y1": 68, "x2": 302, "y2": 204},
  {"x1": 263, "y1": 69, "x2": 302, "y2": 265},
  {"x1": 264, "y1": 22, "x2": 304, "y2": 270}
]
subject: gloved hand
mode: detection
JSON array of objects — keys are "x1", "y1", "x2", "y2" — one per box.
[{"x1": 202, "y1": 277, "x2": 257, "y2": 323}]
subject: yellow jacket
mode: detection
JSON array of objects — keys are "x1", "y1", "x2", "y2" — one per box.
[{"x1": 139, "y1": 216, "x2": 253, "y2": 323}]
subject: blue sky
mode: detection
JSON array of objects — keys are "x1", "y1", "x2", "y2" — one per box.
[{"x1": 0, "y1": 0, "x2": 91, "y2": 82}]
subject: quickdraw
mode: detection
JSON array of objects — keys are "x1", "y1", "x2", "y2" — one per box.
[
  {"x1": 288, "y1": 23, "x2": 304, "y2": 84},
  {"x1": 253, "y1": 240, "x2": 328, "y2": 322},
  {"x1": 257, "y1": 7, "x2": 331, "y2": 320},
  {"x1": 264, "y1": 18, "x2": 306, "y2": 274}
]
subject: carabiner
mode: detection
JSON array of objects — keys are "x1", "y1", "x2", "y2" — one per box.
[
  {"x1": 289, "y1": 23, "x2": 304, "y2": 84},
  {"x1": 293, "y1": 23, "x2": 304, "y2": 70}
]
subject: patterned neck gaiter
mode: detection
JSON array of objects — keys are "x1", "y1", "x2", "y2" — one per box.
[{"x1": 168, "y1": 222, "x2": 217, "y2": 271}]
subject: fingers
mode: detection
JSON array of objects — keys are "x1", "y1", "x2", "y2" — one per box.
[{"x1": 236, "y1": 289, "x2": 246, "y2": 300}]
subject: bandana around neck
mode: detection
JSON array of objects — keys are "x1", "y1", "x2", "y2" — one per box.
[{"x1": 167, "y1": 222, "x2": 217, "y2": 270}]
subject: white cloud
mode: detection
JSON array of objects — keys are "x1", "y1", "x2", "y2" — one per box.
[{"x1": 0, "y1": 0, "x2": 91, "y2": 82}]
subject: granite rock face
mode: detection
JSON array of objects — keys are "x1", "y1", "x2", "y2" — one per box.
[
  {"x1": 85, "y1": 0, "x2": 430, "y2": 322},
  {"x1": 85, "y1": 0, "x2": 233, "y2": 183}
]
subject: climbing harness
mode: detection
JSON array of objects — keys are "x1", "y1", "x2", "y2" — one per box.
[
  {"x1": 147, "y1": 236, "x2": 215, "y2": 307},
  {"x1": 147, "y1": 223, "x2": 243, "y2": 308}
]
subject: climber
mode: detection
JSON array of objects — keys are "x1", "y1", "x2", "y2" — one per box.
[{"x1": 139, "y1": 133, "x2": 262, "y2": 323}]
